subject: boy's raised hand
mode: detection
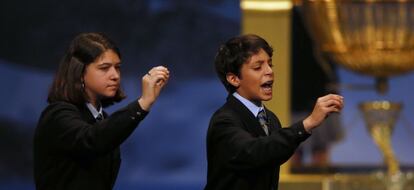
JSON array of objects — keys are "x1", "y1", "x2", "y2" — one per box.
[{"x1": 303, "y1": 94, "x2": 344, "y2": 133}]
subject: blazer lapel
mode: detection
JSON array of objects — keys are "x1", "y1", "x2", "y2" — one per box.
[
  {"x1": 264, "y1": 107, "x2": 281, "y2": 135},
  {"x1": 79, "y1": 104, "x2": 98, "y2": 124},
  {"x1": 226, "y1": 95, "x2": 268, "y2": 137}
]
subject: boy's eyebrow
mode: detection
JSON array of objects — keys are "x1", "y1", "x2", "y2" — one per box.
[
  {"x1": 253, "y1": 58, "x2": 272, "y2": 65},
  {"x1": 250, "y1": 60, "x2": 264, "y2": 67}
]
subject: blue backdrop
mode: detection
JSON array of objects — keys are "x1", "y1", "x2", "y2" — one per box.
[{"x1": 0, "y1": 0, "x2": 240, "y2": 189}]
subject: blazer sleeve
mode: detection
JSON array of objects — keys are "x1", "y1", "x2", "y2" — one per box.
[
  {"x1": 208, "y1": 111, "x2": 309, "y2": 172},
  {"x1": 40, "y1": 100, "x2": 148, "y2": 158}
]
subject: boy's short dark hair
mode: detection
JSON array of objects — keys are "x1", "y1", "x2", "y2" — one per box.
[
  {"x1": 47, "y1": 32, "x2": 126, "y2": 107},
  {"x1": 214, "y1": 34, "x2": 273, "y2": 93}
]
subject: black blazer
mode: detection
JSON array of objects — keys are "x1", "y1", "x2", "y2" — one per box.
[
  {"x1": 205, "y1": 95, "x2": 310, "y2": 190},
  {"x1": 33, "y1": 100, "x2": 147, "y2": 190}
]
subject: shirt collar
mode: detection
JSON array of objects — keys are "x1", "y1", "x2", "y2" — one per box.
[
  {"x1": 86, "y1": 102, "x2": 103, "y2": 119},
  {"x1": 232, "y1": 92, "x2": 264, "y2": 117}
]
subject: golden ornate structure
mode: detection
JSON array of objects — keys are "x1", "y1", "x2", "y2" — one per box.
[
  {"x1": 301, "y1": 0, "x2": 414, "y2": 93},
  {"x1": 359, "y1": 101, "x2": 401, "y2": 176},
  {"x1": 300, "y1": 1, "x2": 414, "y2": 189}
]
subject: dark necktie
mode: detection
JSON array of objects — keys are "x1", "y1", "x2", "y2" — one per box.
[
  {"x1": 96, "y1": 113, "x2": 104, "y2": 122},
  {"x1": 257, "y1": 109, "x2": 269, "y2": 135}
]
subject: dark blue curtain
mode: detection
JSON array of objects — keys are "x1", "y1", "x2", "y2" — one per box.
[{"x1": 0, "y1": 1, "x2": 240, "y2": 189}]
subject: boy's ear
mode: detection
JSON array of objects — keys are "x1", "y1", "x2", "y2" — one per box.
[{"x1": 226, "y1": 72, "x2": 240, "y2": 88}]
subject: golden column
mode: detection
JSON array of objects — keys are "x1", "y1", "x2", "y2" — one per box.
[{"x1": 241, "y1": 0, "x2": 293, "y2": 175}]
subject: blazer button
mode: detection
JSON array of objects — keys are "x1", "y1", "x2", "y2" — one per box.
[
  {"x1": 298, "y1": 131, "x2": 303, "y2": 135},
  {"x1": 131, "y1": 116, "x2": 136, "y2": 120},
  {"x1": 136, "y1": 111, "x2": 141, "y2": 116}
]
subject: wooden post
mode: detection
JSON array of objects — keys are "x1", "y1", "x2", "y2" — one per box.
[{"x1": 241, "y1": 0, "x2": 293, "y2": 175}]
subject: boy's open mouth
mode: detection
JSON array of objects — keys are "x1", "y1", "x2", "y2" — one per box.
[{"x1": 261, "y1": 80, "x2": 273, "y2": 91}]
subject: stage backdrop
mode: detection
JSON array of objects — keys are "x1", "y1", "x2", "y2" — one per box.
[{"x1": 0, "y1": 1, "x2": 413, "y2": 190}]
